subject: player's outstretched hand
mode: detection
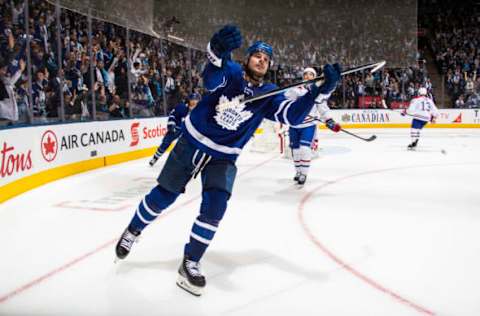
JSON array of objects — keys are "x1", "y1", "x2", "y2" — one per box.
[
  {"x1": 318, "y1": 63, "x2": 342, "y2": 94},
  {"x1": 210, "y1": 24, "x2": 242, "y2": 58},
  {"x1": 325, "y1": 118, "x2": 341, "y2": 132}
]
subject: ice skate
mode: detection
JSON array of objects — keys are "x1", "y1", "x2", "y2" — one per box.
[
  {"x1": 176, "y1": 256, "x2": 206, "y2": 296},
  {"x1": 296, "y1": 173, "x2": 307, "y2": 187},
  {"x1": 407, "y1": 139, "x2": 418, "y2": 151},
  {"x1": 149, "y1": 155, "x2": 159, "y2": 167},
  {"x1": 149, "y1": 157, "x2": 157, "y2": 167},
  {"x1": 293, "y1": 171, "x2": 301, "y2": 182},
  {"x1": 115, "y1": 228, "x2": 140, "y2": 261}
]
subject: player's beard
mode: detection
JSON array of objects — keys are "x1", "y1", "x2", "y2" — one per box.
[{"x1": 245, "y1": 61, "x2": 267, "y2": 85}]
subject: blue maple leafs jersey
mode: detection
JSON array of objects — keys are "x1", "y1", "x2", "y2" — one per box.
[{"x1": 183, "y1": 54, "x2": 331, "y2": 161}]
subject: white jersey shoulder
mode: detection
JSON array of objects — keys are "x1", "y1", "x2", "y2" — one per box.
[
  {"x1": 284, "y1": 85, "x2": 332, "y2": 128},
  {"x1": 284, "y1": 86, "x2": 308, "y2": 100},
  {"x1": 407, "y1": 96, "x2": 439, "y2": 122}
]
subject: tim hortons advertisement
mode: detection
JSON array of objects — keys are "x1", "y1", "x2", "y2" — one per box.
[
  {"x1": 1, "y1": 129, "x2": 34, "y2": 184},
  {"x1": 0, "y1": 117, "x2": 168, "y2": 188}
]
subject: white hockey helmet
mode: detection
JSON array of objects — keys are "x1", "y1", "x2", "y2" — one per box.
[
  {"x1": 418, "y1": 87, "x2": 427, "y2": 96},
  {"x1": 303, "y1": 67, "x2": 317, "y2": 78}
]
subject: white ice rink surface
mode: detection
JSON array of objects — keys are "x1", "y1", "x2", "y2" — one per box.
[{"x1": 1, "y1": 128, "x2": 480, "y2": 316}]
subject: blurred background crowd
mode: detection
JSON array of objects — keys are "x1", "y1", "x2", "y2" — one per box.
[{"x1": 1, "y1": 0, "x2": 479, "y2": 127}]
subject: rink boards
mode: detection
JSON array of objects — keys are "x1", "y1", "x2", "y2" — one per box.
[
  {"x1": 0, "y1": 117, "x2": 169, "y2": 202},
  {"x1": 1, "y1": 109, "x2": 479, "y2": 203}
]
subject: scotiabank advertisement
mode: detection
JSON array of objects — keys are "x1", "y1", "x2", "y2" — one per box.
[{"x1": 0, "y1": 117, "x2": 168, "y2": 188}]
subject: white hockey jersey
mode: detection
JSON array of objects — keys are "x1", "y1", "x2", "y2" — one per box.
[
  {"x1": 284, "y1": 85, "x2": 332, "y2": 128},
  {"x1": 406, "y1": 96, "x2": 439, "y2": 122}
]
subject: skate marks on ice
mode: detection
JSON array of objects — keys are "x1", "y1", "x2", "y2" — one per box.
[
  {"x1": 212, "y1": 248, "x2": 373, "y2": 315},
  {"x1": 205, "y1": 250, "x2": 327, "y2": 290},
  {"x1": 53, "y1": 177, "x2": 157, "y2": 212},
  {"x1": 315, "y1": 145, "x2": 352, "y2": 156}
]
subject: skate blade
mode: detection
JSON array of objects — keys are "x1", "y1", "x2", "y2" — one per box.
[
  {"x1": 114, "y1": 255, "x2": 123, "y2": 264},
  {"x1": 176, "y1": 274, "x2": 203, "y2": 296}
]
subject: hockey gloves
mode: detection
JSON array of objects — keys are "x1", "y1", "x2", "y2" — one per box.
[
  {"x1": 325, "y1": 118, "x2": 341, "y2": 133},
  {"x1": 317, "y1": 63, "x2": 342, "y2": 94},
  {"x1": 210, "y1": 24, "x2": 242, "y2": 59}
]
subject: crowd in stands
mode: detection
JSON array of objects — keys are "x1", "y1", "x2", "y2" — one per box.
[
  {"x1": 1, "y1": 0, "x2": 434, "y2": 127},
  {"x1": 421, "y1": 0, "x2": 480, "y2": 108},
  {"x1": 274, "y1": 61, "x2": 430, "y2": 110},
  {"x1": 155, "y1": 0, "x2": 417, "y2": 68},
  {"x1": 0, "y1": 0, "x2": 206, "y2": 126}
]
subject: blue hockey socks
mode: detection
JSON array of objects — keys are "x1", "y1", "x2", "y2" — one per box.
[
  {"x1": 128, "y1": 185, "x2": 179, "y2": 232},
  {"x1": 184, "y1": 189, "x2": 230, "y2": 262}
]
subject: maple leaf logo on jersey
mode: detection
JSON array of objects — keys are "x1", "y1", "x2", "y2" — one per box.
[{"x1": 214, "y1": 95, "x2": 253, "y2": 130}]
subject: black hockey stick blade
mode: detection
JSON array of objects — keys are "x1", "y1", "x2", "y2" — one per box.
[
  {"x1": 311, "y1": 117, "x2": 377, "y2": 142},
  {"x1": 339, "y1": 128, "x2": 377, "y2": 142}
]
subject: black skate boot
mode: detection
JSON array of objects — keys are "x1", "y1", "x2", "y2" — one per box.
[
  {"x1": 176, "y1": 256, "x2": 206, "y2": 296},
  {"x1": 297, "y1": 173, "x2": 307, "y2": 187},
  {"x1": 115, "y1": 227, "x2": 140, "y2": 261},
  {"x1": 293, "y1": 171, "x2": 301, "y2": 182},
  {"x1": 149, "y1": 155, "x2": 159, "y2": 166},
  {"x1": 407, "y1": 139, "x2": 418, "y2": 151},
  {"x1": 149, "y1": 157, "x2": 157, "y2": 167},
  {"x1": 149, "y1": 152, "x2": 164, "y2": 166}
]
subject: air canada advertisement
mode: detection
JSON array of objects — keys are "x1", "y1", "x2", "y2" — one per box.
[{"x1": 0, "y1": 117, "x2": 168, "y2": 187}]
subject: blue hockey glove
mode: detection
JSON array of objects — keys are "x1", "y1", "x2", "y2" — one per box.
[
  {"x1": 325, "y1": 118, "x2": 341, "y2": 133},
  {"x1": 318, "y1": 63, "x2": 341, "y2": 94},
  {"x1": 210, "y1": 24, "x2": 242, "y2": 58}
]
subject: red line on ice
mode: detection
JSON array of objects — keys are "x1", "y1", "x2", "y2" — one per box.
[
  {"x1": 297, "y1": 166, "x2": 437, "y2": 316},
  {"x1": 0, "y1": 154, "x2": 278, "y2": 304}
]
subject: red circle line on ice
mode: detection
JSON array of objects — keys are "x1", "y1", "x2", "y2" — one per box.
[
  {"x1": 296, "y1": 162, "x2": 479, "y2": 316},
  {"x1": 0, "y1": 154, "x2": 279, "y2": 304}
]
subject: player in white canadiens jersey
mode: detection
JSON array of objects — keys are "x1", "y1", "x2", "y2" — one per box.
[
  {"x1": 402, "y1": 87, "x2": 439, "y2": 150},
  {"x1": 114, "y1": 24, "x2": 341, "y2": 296},
  {"x1": 285, "y1": 67, "x2": 341, "y2": 186}
]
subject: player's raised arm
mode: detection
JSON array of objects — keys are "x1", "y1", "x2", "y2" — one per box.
[
  {"x1": 203, "y1": 25, "x2": 242, "y2": 92},
  {"x1": 267, "y1": 64, "x2": 341, "y2": 126}
]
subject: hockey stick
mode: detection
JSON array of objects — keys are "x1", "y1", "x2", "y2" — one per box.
[
  {"x1": 338, "y1": 128, "x2": 377, "y2": 142},
  {"x1": 379, "y1": 99, "x2": 413, "y2": 116},
  {"x1": 309, "y1": 117, "x2": 377, "y2": 142},
  {"x1": 379, "y1": 99, "x2": 430, "y2": 120},
  {"x1": 242, "y1": 60, "x2": 386, "y2": 105},
  {"x1": 381, "y1": 100, "x2": 438, "y2": 124}
]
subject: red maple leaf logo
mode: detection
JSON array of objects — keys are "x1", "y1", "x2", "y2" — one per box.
[
  {"x1": 43, "y1": 136, "x2": 56, "y2": 154},
  {"x1": 41, "y1": 130, "x2": 58, "y2": 162}
]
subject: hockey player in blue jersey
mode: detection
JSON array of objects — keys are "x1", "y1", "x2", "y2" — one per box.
[
  {"x1": 115, "y1": 24, "x2": 341, "y2": 296},
  {"x1": 149, "y1": 93, "x2": 201, "y2": 166}
]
